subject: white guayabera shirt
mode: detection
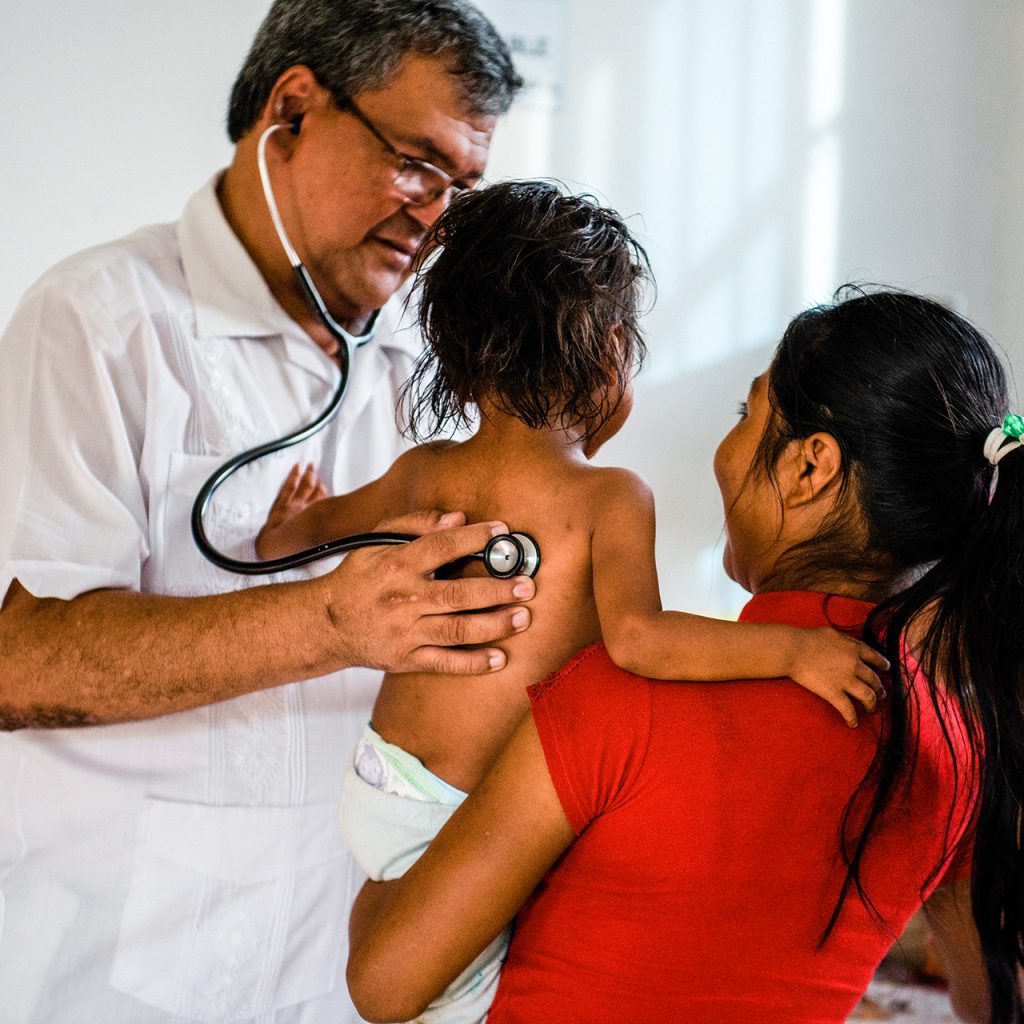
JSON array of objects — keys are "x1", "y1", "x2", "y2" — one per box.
[{"x1": 0, "y1": 176, "x2": 418, "y2": 1024}]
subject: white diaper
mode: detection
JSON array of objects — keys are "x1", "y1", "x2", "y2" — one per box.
[{"x1": 340, "y1": 724, "x2": 510, "y2": 1024}]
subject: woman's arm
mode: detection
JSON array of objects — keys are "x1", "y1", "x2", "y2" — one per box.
[
  {"x1": 591, "y1": 470, "x2": 886, "y2": 726},
  {"x1": 923, "y1": 880, "x2": 992, "y2": 1024},
  {"x1": 347, "y1": 711, "x2": 575, "y2": 1022}
]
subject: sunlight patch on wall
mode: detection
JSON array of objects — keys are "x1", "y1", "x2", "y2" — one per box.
[
  {"x1": 738, "y1": 223, "x2": 785, "y2": 350},
  {"x1": 577, "y1": 62, "x2": 615, "y2": 196},
  {"x1": 808, "y1": 0, "x2": 847, "y2": 128},
  {"x1": 636, "y1": 0, "x2": 848, "y2": 385},
  {"x1": 800, "y1": 132, "x2": 841, "y2": 305},
  {"x1": 685, "y1": 0, "x2": 745, "y2": 262},
  {"x1": 800, "y1": 0, "x2": 846, "y2": 305}
]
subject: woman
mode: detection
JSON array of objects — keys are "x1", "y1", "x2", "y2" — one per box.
[{"x1": 347, "y1": 288, "x2": 1021, "y2": 1023}]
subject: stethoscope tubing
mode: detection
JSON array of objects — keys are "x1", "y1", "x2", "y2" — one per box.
[
  {"x1": 190, "y1": 122, "x2": 542, "y2": 581},
  {"x1": 189, "y1": 361, "x2": 353, "y2": 576}
]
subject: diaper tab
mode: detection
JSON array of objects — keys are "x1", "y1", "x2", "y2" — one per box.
[{"x1": 354, "y1": 725, "x2": 466, "y2": 805}]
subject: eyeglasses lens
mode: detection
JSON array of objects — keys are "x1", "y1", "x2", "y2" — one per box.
[{"x1": 393, "y1": 164, "x2": 451, "y2": 206}]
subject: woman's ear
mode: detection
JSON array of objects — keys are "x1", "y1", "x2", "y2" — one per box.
[{"x1": 781, "y1": 432, "x2": 842, "y2": 508}]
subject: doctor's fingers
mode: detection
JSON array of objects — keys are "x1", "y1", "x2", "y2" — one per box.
[
  {"x1": 395, "y1": 518, "x2": 540, "y2": 593},
  {"x1": 372, "y1": 515, "x2": 511, "y2": 576},
  {"x1": 408, "y1": 642, "x2": 510, "y2": 676},
  {"x1": 423, "y1": 571, "x2": 535, "y2": 613},
  {"x1": 412, "y1": 602, "x2": 531, "y2": 656}
]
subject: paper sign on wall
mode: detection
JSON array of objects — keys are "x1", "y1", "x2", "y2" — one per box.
[{"x1": 475, "y1": 0, "x2": 568, "y2": 109}]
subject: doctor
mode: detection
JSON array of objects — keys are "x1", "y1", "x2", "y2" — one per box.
[{"x1": 0, "y1": 2, "x2": 523, "y2": 1022}]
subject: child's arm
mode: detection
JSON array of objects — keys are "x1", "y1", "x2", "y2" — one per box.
[
  {"x1": 255, "y1": 450, "x2": 424, "y2": 560},
  {"x1": 591, "y1": 470, "x2": 888, "y2": 727}
]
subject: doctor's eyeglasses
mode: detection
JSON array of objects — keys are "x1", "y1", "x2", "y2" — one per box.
[{"x1": 340, "y1": 97, "x2": 472, "y2": 207}]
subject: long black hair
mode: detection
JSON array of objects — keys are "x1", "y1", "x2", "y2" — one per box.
[{"x1": 758, "y1": 286, "x2": 1023, "y2": 1020}]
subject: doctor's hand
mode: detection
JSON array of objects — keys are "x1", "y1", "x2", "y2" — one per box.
[{"x1": 317, "y1": 511, "x2": 535, "y2": 676}]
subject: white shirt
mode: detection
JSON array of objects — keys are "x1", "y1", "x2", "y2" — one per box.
[{"x1": 0, "y1": 176, "x2": 419, "y2": 1024}]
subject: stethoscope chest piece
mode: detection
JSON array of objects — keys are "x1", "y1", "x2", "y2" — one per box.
[{"x1": 483, "y1": 532, "x2": 541, "y2": 579}]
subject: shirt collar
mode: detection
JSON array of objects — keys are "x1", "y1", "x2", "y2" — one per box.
[
  {"x1": 177, "y1": 172, "x2": 294, "y2": 340},
  {"x1": 176, "y1": 173, "x2": 423, "y2": 361}
]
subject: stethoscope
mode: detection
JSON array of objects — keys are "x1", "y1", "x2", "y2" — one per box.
[{"x1": 190, "y1": 122, "x2": 541, "y2": 581}]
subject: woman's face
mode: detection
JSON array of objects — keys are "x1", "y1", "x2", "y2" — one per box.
[{"x1": 713, "y1": 373, "x2": 786, "y2": 593}]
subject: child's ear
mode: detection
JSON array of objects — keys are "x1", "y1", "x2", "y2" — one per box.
[
  {"x1": 781, "y1": 432, "x2": 842, "y2": 508},
  {"x1": 609, "y1": 324, "x2": 627, "y2": 358}
]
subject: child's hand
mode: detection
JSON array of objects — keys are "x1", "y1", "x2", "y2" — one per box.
[
  {"x1": 787, "y1": 629, "x2": 889, "y2": 728},
  {"x1": 256, "y1": 463, "x2": 327, "y2": 559}
]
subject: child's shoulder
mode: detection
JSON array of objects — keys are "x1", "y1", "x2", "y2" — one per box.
[
  {"x1": 569, "y1": 464, "x2": 655, "y2": 529},
  {"x1": 581, "y1": 464, "x2": 654, "y2": 503},
  {"x1": 390, "y1": 439, "x2": 461, "y2": 470}
]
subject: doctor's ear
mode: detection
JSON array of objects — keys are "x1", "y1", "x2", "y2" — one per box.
[{"x1": 262, "y1": 65, "x2": 328, "y2": 135}]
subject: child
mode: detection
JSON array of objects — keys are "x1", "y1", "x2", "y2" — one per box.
[{"x1": 257, "y1": 181, "x2": 887, "y2": 1022}]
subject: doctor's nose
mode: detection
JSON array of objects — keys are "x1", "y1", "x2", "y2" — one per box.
[{"x1": 405, "y1": 187, "x2": 457, "y2": 230}]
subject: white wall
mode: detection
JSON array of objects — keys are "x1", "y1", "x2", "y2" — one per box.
[
  {"x1": 0, "y1": 0, "x2": 265, "y2": 318},
  {"x1": 4, "y1": 0, "x2": 1023, "y2": 615},
  {"x1": 487, "y1": 0, "x2": 1024, "y2": 614}
]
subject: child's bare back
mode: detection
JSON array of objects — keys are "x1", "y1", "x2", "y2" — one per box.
[
  {"x1": 371, "y1": 429, "x2": 647, "y2": 791},
  {"x1": 259, "y1": 410, "x2": 652, "y2": 791}
]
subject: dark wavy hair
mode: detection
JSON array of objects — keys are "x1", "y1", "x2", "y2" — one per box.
[
  {"x1": 227, "y1": 0, "x2": 521, "y2": 142},
  {"x1": 404, "y1": 180, "x2": 652, "y2": 442},
  {"x1": 756, "y1": 286, "x2": 1023, "y2": 1021}
]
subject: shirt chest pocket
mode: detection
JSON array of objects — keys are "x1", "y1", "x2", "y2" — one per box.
[{"x1": 110, "y1": 798, "x2": 353, "y2": 1021}]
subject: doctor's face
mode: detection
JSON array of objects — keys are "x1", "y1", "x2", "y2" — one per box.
[{"x1": 276, "y1": 54, "x2": 495, "y2": 327}]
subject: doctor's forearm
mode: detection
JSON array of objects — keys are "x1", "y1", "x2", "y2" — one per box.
[
  {"x1": 0, "y1": 578, "x2": 351, "y2": 728},
  {"x1": 0, "y1": 519, "x2": 534, "y2": 729}
]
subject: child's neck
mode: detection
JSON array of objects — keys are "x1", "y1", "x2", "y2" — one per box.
[{"x1": 469, "y1": 403, "x2": 590, "y2": 463}]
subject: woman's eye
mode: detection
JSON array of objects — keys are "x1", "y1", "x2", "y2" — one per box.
[{"x1": 736, "y1": 401, "x2": 749, "y2": 418}]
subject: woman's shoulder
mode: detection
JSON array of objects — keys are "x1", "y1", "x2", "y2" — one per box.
[
  {"x1": 528, "y1": 644, "x2": 654, "y2": 828},
  {"x1": 529, "y1": 643, "x2": 652, "y2": 734}
]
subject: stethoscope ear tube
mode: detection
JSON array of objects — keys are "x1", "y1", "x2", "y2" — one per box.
[{"x1": 191, "y1": 122, "x2": 542, "y2": 581}]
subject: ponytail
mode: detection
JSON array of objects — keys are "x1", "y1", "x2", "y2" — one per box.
[{"x1": 915, "y1": 436, "x2": 1024, "y2": 1021}]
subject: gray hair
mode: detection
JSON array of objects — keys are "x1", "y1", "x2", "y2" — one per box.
[{"x1": 227, "y1": 0, "x2": 522, "y2": 142}]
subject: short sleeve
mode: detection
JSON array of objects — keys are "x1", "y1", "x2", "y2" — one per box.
[
  {"x1": 528, "y1": 644, "x2": 652, "y2": 835},
  {"x1": 0, "y1": 278, "x2": 149, "y2": 600}
]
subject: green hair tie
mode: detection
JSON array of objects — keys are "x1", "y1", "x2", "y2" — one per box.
[
  {"x1": 986, "y1": 414, "x2": 1024, "y2": 467},
  {"x1": 1002, "y1": 414, "x2": 1024, "y2": 439}
]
